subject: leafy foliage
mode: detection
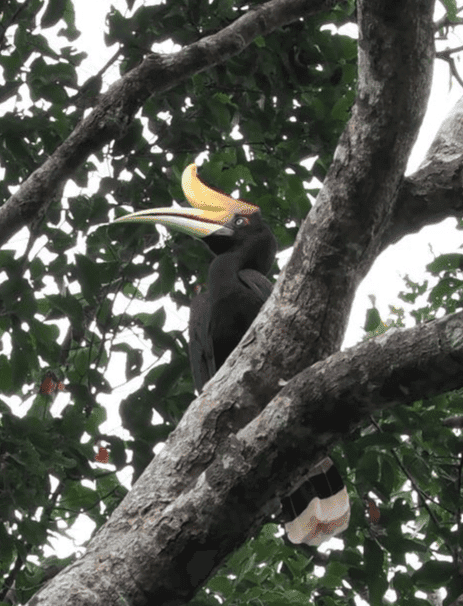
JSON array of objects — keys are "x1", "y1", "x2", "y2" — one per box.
[
  {"x1": 399, "y1": 253, "x2": 463, "y2": 322},
  {"x1": 0, "y1": 0, "x2": 462, "y2": 604}
]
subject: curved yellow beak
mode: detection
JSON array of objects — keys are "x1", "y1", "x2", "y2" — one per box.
[{"x1": 113, "y1": 164, "x2": 259, "y2": 239}]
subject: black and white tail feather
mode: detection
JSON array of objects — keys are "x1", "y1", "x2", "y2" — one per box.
[{"x1": 282, "y1": 457, "x2": 350, "y2": 546}]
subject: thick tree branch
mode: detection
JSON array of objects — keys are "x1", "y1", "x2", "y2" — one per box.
[
  {"x1": 0, "y1": 0, "x2": 331, "y2": 246},
  {"x1": 28, "y1": 309, "x2": 463, "y2": 605},
  {"x1": 385, "y1": 94, "x2": 463, "y2": 249}
]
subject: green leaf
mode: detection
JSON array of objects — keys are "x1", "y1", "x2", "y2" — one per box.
[
  {"x1": 0, "y1": 356, "x2": 13, "y2": 393},
  {"x1": 364, "y1": 306, "x2": 382, "y2": 332},
  {"x1": 19, "y1": 519, "x2": 48, "y2": 546},
  {"x1": 441, "y1": 0, "x2": 458, "y2": 20},
  {"x1": 412, "y1": 561, "x2": 455, "y2": 588},
  {"x1": 41, "y1": 0, "x2": 68, "y2": 28},
  {"x1": 75, "y1": 254, "x2": 102, "y2": 304}
]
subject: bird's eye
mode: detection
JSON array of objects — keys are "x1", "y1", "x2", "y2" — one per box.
[{"x1": 235, "y1": 216, "x2": 249, "y2": 226}]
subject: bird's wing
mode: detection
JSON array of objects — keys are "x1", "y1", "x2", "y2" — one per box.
[
  {"x1": 238, "y1": 268, "x2": 273, "y2": 302},
  {"x1": 188, "y1": 292, "x2": 216, "y2": 393}
]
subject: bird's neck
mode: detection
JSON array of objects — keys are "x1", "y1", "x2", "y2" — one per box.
[{"x1": 208, "y1": 253, "x2": 245, "y2": 299}]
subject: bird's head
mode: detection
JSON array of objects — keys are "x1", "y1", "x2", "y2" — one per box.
[{"x1": 113, "y1": 163, "x2": 261, "y2": 241}]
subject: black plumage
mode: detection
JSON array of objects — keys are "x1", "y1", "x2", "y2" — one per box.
[
  {"x1": 188, "y1": 211, "x2": 276, "y2": 392},
  {"x1": 113, "y1": 163, "x2": 350, "y2": 545}
]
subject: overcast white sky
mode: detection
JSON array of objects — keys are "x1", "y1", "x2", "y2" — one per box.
[{"x1": 2, "y1": 1, "x2": 463, "y2": 584}]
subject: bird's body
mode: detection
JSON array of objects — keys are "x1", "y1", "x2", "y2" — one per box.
[
  {"x1": 113, "y1": 163, "x2": 350, "y2": 546},
  {"x1": 189, "y1": 213, "x2": 276, "y2": 391}
]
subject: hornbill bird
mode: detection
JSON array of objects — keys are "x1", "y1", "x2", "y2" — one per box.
[{"x1": 113, "y1": 163, "x2": 350, "y2": 546}]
